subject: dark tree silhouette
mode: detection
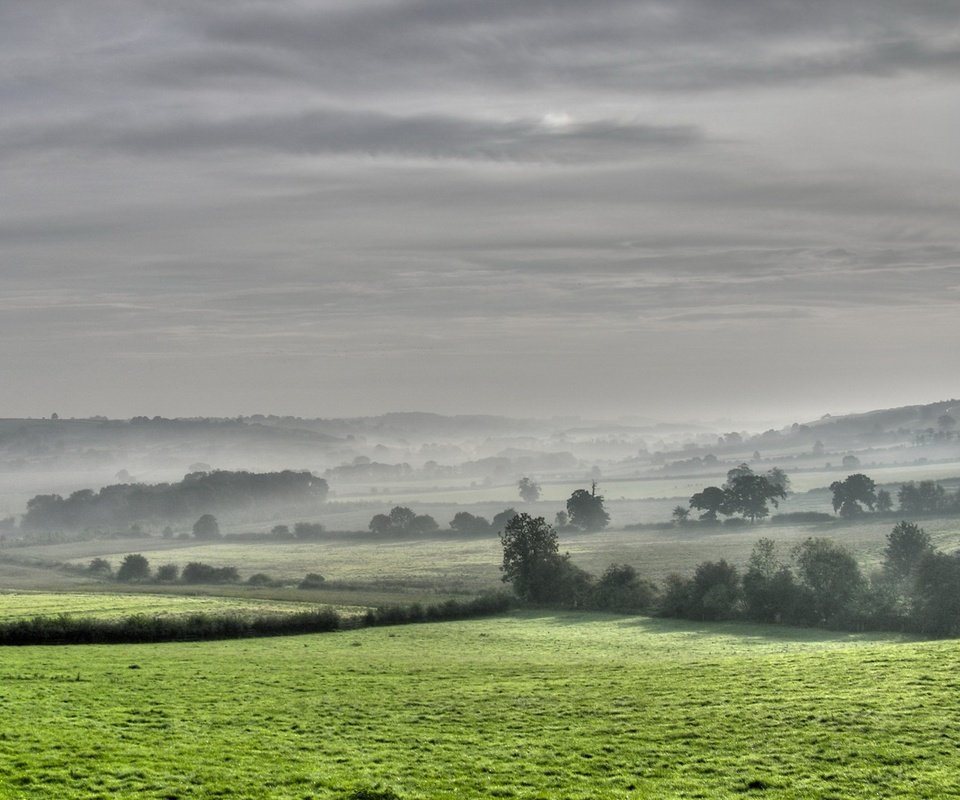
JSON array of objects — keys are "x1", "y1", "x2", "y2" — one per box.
[
  {"x1": 192, "y1": 513, "x2": 221, "y2": 540},
  {"x1": 566, "y1": 484, "x2": 609, "y2": 530},
  {"x1": 829, "y1": 474, "x2": 877, "y2": 517},
  {"x1": 499, "y1": 514, "x2": 568, "y2": 602},
  {"x1": 116, "y1": 553, "x2": 150, "y2": 582}
]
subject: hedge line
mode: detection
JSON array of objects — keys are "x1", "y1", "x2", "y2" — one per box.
[{"x1": 0, "y1": 593, "x2": 513, "y2": 646}]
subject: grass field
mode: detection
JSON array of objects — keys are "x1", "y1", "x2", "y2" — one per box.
[
  {"x1": 0, "y1": 592, "x2": 334, "y2": 623},
  {"x1": 0, "y1": 611, "x2": 957, "y2": 798},
  {"x1": 9, "y1": 514, "x2": 960, "y2": 602}
]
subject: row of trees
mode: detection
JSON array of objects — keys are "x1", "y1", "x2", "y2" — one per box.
[
  {"x1": 498, "y1": 513, "x2": 960, "y2": 636},
  {"x1": 22, "y1": 470, "x2": 329, "y2": 532},
  {"x1": 659, "y1": 522, "x2": 960, "y2": 635},
  {"x1": 686, "y1": 465, "x2": 789, "y2": 522},
  {"x1": 830, "y1": 474, "x2": 960, "y2": 518},
  {"x1": 367, "y1": 486, "x2": 611, "y2": 538},
  {"x1": 101, "y1": 554, "x2": 240, "y2": 584}
]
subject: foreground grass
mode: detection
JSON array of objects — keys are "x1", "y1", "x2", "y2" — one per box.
[{"x1": 0, "y1": 611, "x2": 957, "y2": 798}]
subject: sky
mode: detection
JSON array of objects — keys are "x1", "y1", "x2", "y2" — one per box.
[{"x1": 1, "y1": 1, "x2": 958, "y2": 425}]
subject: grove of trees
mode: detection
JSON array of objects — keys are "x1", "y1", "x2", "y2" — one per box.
[{"x1": 21, "y1": 470, "x2": 329, "y2": 532}]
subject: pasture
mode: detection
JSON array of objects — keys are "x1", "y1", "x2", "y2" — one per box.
[
  {"x1": 11, "y1": 513, "x2": 960, "y2": 600},
  {"x1": 0, "y1": 611, "x2": 957, "y2": 798},
  {"x1": 0, "y1": 592, "x2": 325, "y2": 623}
]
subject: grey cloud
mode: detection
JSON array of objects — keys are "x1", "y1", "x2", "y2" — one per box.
[
  {"x1": 2, "y1": 109, "x2": 700, "y2": 163},
  {"x1": 186, "y1": 0, "x2": 960, "y2": 95}
]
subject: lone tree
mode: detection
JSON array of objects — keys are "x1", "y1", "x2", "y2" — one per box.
[
  {"x1": 517, "y1": 477, "x2": 541, "y2": 503},
  {"x1": 566, "y1": 483, "x2": 609, "y2": 531},
  {"x1": 192, "y1": 513, "x2": 221, "y2": 540},
  {"x1": 723, "y1": 464, "x2": 787, "y2": 522},
  {"x1": 499, "y1": 513, "x2": 568, "y2": 602},
  {"x1": 829, "y1": 474, "x2": 877, "y2": 517}
]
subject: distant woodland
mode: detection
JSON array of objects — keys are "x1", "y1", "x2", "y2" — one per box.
[{"x1": 20, "y1": 470, "x2": 328, "y2": 532}]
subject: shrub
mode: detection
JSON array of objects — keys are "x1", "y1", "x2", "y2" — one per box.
[
  {"x1": 181, "y1": 562, "x2": 239, "y2": 584},
  {"x1": 155, "y1": 563, "x2": 179, "y2": 582},
  {"x1": 247, "y1": 573, "x2": 274, "y2": 587},
  {"x1": 116, "y1": 554, "x2": 150, "y2": 582},
  {"x1": 298, "y1": 573, "x2": 326, "y2": 589}
]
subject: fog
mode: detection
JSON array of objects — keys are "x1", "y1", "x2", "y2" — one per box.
[{"x1": 2, "y1": 399, "x2": 958, "y2": 533}]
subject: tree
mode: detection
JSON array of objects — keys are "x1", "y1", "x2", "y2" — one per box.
[
  {"x1": 388, "y1": 506, "x2": 417, "y2": 532},
  {"x1": 688, "y1": 559, "x2": 741, "y2": 620},
  {"x1": 829, "y1": 474, "x2": 877, "y2": 517},
  {"x1": 517, "y1": 477, "x2": 541, "y2": 503},
  {"x1": 492, "y1": 508, "x2": 519, "y2": 533},
  {"x1": 87, "y1": 557, "x2": 112, "y2": 576},
  {"x1": 689, "y1": 486, "x2": 725, "y2": 521},
  {"x1": 593, "y1": 564, "x2": 655, "y2": 612},
  {"x1": 884, "y1": 521, "x2": 932, "y2": 581},
  {"x1": 898, "y1": 481, "x2": 947, "y2": 515},
  {"x1": 369, "y1": 513, "x2": 392, "y2": 534},
  {"x1": 671, "y1": 506, "x2": 690, "y2": 523},
  {"x1": 499, "y1": 514, "x2": 568, "y2": 602},
  {"x1": 299, "y1": 573, "x2": 326, "y2": 589},
  {"x1": 722, "y1": 464, "x2": 787, "y2": 522},
  {"x1": 192, "y1": 514, "x2": 221, "y2": 540},
  {"x1": 842, "y1": 454, "x2": 861, "y2": 470},
  {"x1": 449, "y1": 512, "x2": 490, "y2": 535},
  {"x1": 155, "y1": 563, "x2": 179, "y2": 582},
  {"x1": 566, "y1": 484, "x2": 609, "y2": 531},
  {"x1": 793, "y1": 538, "x2": 863, "y2": 623},
  {"x1": 876, "y1": 489, "x2": 893, "y2": 513},
  {"x1": 912, "y1": 551, "x2": 960, "y2": 636},
  {"x1": 742, "y1": 539, "x2": 802, "y2": 624},
  {"x1": 116, "y1": 553, "x2": 150, "y2": 582}
]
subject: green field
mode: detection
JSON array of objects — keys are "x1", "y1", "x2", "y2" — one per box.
[
  {"x1": 0, "y1": 611, "x2": 957, "y2": 798},
  {"x1": 0, "y1": 592, "x2": 332, "y2": 623},
  {"x1": 10, "y1": 514, "x2": 960, "y2": 601}
]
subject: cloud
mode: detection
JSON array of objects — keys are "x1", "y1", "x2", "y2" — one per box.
[{"x1": 1, "y1": 108, "x2": 701, "y2": 164}]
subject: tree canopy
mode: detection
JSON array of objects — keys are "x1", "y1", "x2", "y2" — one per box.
[{"x1": 566, "y1": 485, "x2": 609, "y2": 530}]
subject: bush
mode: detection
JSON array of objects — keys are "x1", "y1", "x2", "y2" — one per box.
[
  {"x1": 87, "y1": 557, "x2": 112, "y2": 576},
  {"x1": 298, "y1": 573, "x2": 326, "y2": 589},
  {"x1": 247, "y1": 573, "x2": 274, "y2": 587},
  {"x1": 593, "y1": 564, "x2": 656, "y2": 612},
  {"x1": 116, "y1": 554, "x2": 150, "y2": 582},
  {"x1": 155, "y1": 563, "x2": 179, "y2": 582},
  {"x1": 181, "y1": 562, "x2": 239, "y2": 584}
]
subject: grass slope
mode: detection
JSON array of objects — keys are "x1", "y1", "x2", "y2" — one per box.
[
  {"x1": 0, "y1": 612, "x2": 957, "y2": 798},
  {"x1": 0, "y1": 592, "x2": 329, "y2": 622}
]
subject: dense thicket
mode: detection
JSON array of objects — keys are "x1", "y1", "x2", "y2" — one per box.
[{"x1": 21, "y1": 470, "x2": 328, "y2": 532}]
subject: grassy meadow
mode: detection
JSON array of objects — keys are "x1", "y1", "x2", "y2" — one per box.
[
  {"x1": 1, "y1": 611, "x2": 958, "y2": 799},
  {"x1": 7, "y1": 513, "x2": 960, "y2": 602},
  {"x1": 0, "y1": 592, "x2": 329, "y2": 623}
]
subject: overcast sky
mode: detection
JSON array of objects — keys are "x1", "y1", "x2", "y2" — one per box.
[{"x1": 2, "y1": 1, "x2": 958, "y2": 424}]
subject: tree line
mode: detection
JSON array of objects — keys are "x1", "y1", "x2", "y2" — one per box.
[
  {"x1": 829, "y1": 474, "x2": 960, "y2": 518},
  {"x1": 367, "y1": 484, "x2": 610, "y2": 538},
  {"x1": 499, "y1": 513, "x2": 960, "y2": 637},
  {"x1": 20, "y1": 470, "x2": 329, "y2": 532}
]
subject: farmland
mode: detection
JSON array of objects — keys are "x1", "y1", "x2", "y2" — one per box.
[
  {"x1": 6, "y1": 513, "x2": 960, "y2": 602},
  {"x1": 0, "y1": 592, "x2": 329, "y2": 623},
  {"x1": 1, "y1": 611, "x2": 958, "y2": 798}
]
